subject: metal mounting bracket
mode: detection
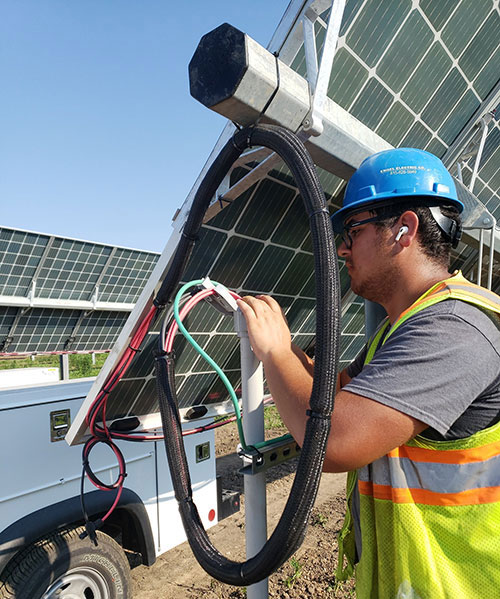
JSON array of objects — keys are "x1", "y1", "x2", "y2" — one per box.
[
  {"x1": 238, "y1": 436, "x2": 301, "y2": 475},
  {"x1": 300, "y1": 0, "x2": 345, "y2": 138}
]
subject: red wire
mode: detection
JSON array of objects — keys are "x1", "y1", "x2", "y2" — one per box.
[
  {"x1": 92, "y1": 287, "x2": 241, "y2": 442},
  {"x1": 82, "y1": 287, "x2": 242, "y2": 515},
  {"x1": 86, "y1": 305, "x2": 157, "y2": 435}
]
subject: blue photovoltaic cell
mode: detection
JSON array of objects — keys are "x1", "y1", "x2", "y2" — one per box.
[
  {"x1": 400, "y1": 42, "x2": 452, "y2": 114},
  {"x1": 441, "y1": 0, "x2": 492, "y2": 58},
  {"x1": 327, "y1": 48, "x2": 369, "y2": 110},
  {"x1": 0, "y1": 227, "x2": 160, "y2": 354},
  {"x1": 99, "y1": 249, "x2": 158, "y2": 303},
  {"x1": 0, "y1": 230, "x2": 49, "y2": 297},
  {"x1": 420, "y1": 0, "x2": 459, "y2": 30},
  {"x1": 36, "y1": 240, "x2": 112, "y2": 301},
  {"x1": 438, "y1": 90, "x2": 480, "y2": 145},
  {"x1": 346, "y1": 0, "x2": 411, "y2": 67},
  {"x1": 376, "y1": 102, "x2": 415, "y2": 147},
  {"x1": 350, "y1": 78, "x2": 394, "y2": 130},
  {"x1": 376, "y1": 11, "x2": 433, "y2": 93},
  {"x1": 421, "y1": 69, "x2": 468, "y2": 131}
]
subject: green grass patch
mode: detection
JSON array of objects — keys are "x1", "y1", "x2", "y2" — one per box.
[
  {"x1": 0, "y1": 353, "x2": 109, "y2": 379},
  {"x1": 264, "y1": 404, "x2": 284, "y2": 429}
]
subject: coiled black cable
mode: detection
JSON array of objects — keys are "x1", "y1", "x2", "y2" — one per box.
[{"x1": 154, "y1": 124, "x2": 340, "y2": 585}]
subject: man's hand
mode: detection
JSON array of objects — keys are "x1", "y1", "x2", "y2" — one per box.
[{"x1": 236, "y1": 295, "x2": 292, "y2": 363}]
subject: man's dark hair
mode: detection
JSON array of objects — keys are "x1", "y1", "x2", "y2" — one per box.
[{"x1": 373, "y1": 201, "x2": 461, "y2": 267}]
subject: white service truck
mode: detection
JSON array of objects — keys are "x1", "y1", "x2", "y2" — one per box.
[{"x1": 0, "y1": 378, "x2": 238, "y2": 599}]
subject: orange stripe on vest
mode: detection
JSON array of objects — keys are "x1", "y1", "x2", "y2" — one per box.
[
  {"x1": 358, "y1": 480, "x2": 500, "y2": 506},
  {"x1": 387, "y1": 440, "x2": 500, "y2": 464}
]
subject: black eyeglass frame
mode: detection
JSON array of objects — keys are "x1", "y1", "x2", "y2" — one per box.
[{"x1": 340, "y1": 214, "x2": 393, "y2": 249}]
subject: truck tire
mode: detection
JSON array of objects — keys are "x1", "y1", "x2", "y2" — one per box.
[{"x1": 0, "y1": 525, "x2": 131, "y2": 599}]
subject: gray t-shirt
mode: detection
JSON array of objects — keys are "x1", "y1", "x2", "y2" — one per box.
[{"x1": 344, "y1": 299, "x2": 500, "y2": 440}]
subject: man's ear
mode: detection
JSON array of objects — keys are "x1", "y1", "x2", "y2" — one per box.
[{"x1": 396, "y1": 211, "x2": 419, "y2": 247}]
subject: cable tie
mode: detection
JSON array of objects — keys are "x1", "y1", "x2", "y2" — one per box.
[
  {"x1": 128, "y1": 344, "x2": 142, "y2": 353},
  {"x1": 217, "y1": 195, "x2": 233, "y2": 209},
  {"x1": 154, "y1": 349, "x2": 175, "y2": 361},
  {"x1": 181, "y1": 231, "x2": 199, "y2": 243},
  {"x1": 232, "y1": 128, "x2": 249, "y2": 152},
  {"x1": 153, "y1": 297, "x2": 171, "y2": 309},
  {"x1": 306, "y1": 409, "x2": 330, "y2": 421},
  {"x1": 309, "y1": 208, "x2": 330, "y2": 219}
]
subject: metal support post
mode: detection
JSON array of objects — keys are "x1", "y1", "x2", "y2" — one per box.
[
  {"x1": 235, "y1": 310, "x2": 268, "y2": 599},
  {"x1": 301, "y1": 0, "x2": 346, "y2": 136},
  {"x1": 487, "y1": 218, "x2": 497, "y2": 291},
  {"x1": 60, "y1": 354, "x2": 70, "y2": 380},
  {"x1": 364, "y1": 300, "x2": 387, "y2": 340},
  {"x1": 467, "y1": 115, "x2": 490, "y2": 287},
  {"x1": 477, "y1": 229, "x2": 484, "y2": 286},
  {"x1": 469, "y1": 117, "x2": 491, "y2": 194}
]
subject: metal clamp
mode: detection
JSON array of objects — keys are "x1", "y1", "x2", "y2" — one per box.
[{"x1": 238, "y1": 436, "x2": 301, "y2": 475}]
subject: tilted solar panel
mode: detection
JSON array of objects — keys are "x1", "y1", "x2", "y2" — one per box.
[
  {"x1": 0, "y1": 226, "x2": 159, "y2": 354},
  {"x1": 68, "y1": 0, "x2": 499, "y2": 444}
]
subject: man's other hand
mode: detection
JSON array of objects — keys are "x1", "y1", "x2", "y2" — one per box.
[{"x1": 236, "y1": 295, "x2": 292, "y2": 364}]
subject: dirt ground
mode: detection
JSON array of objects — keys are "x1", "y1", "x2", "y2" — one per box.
[{"x1": 130, "y1": 422, "x2": 356, "y2": 598}]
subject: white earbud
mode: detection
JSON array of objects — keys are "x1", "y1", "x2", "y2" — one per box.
[{"x1": 395, "y1": 226, "x2": 409, "y2": 242}]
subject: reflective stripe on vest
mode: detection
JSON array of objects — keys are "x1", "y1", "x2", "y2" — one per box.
[{"x1": 358, "y1": 441, "x2": 500, "y2": 505}]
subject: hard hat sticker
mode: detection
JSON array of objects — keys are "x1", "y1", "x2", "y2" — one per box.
[{"x1": 380, "y1": 166, "x2": 426, "y2": 175}]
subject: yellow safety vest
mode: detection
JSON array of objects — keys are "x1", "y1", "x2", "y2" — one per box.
[{"x1": 336, "y1": 272, "x2": 500, "y2": 598}]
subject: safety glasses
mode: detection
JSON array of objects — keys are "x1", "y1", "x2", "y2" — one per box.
[
  {"x1": 341, "y1": 212, "x2": 401, "y2": 249},
  {"x1": 341, "y1": 215, "x2": 387, "y2": 249}
]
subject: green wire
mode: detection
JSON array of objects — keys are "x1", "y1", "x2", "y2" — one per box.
[{"x1": 173, "y1": 279, "x2": 293, "y2": 453}]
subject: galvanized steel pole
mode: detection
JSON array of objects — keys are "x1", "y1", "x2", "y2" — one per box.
[{"x1": 235, "y1": 310, "x2": 268, "y2": 599}]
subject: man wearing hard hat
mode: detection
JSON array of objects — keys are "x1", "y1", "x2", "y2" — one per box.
[{"x1": 237, "y1": 148, "x2": 500, "y2": 599}]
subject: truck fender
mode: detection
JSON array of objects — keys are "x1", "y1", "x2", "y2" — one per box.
[{"x1": 0, "y1": 488, "x2": 156, "y2": 575}]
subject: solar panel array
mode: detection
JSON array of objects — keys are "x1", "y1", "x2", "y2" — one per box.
[
  {"x1": 0, "y1": 227, "x2": 159, "y2": 354},
  {"x1": 300, "y1": 0, "x2": 500, "y2": 285},
  {"x1": 70, "y1": 0, "x2": 499, "y2": 434}
]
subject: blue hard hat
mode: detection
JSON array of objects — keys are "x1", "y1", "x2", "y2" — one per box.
[{"x1": 331, "y1": 148, "x2": 463, "y2": 233}]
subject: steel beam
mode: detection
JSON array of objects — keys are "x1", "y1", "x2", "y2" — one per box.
[
  {"x1": 189, "y1": 23, "x2": 390, "y2": 181},
  {"x1": 0, "y1": 296, "x2": 135, "y2": 312}
]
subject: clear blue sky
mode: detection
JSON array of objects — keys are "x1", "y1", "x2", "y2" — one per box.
[{"x1": 1, "y1": 1, "x2": 289, "y2": 251}]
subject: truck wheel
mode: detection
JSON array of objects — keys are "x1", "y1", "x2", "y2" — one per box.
[{"x1": 0, "y1": 525, "x2": 131, "y2": 599}]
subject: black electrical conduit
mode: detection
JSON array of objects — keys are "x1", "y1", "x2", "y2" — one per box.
[{"x1": 154, "y1": 124, "x2": 341, "y2": 585}]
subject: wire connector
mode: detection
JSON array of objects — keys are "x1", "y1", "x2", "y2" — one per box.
[
  {"x1": 201, "y1": 277, "x2": 238, "y2": 315},
  {"x1": 80, "y1": 518, "x2": 103, "y2": 546}
]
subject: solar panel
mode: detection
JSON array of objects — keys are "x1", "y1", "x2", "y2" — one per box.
[
  {"x1": 0, "y1": 226, "x2": 159, "y2": 354},
  {"x1": 68, "y1": 0, "x2": 500, "y2": 445}
]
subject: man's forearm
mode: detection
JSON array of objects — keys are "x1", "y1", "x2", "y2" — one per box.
[{"x1": 262, "y1": 345, "x2": 314, "y2": 446}]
